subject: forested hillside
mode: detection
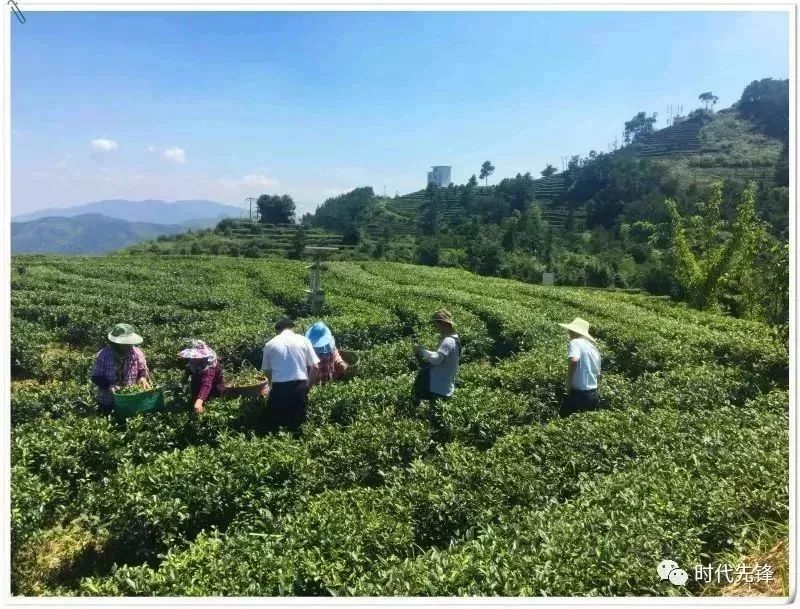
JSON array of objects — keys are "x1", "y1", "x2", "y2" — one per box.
[{"x1": 129, "y1": 79, "x2": 788, "y2": 330}]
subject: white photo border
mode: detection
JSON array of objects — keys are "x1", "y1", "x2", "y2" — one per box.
[{"x1": 1, "y1": 1, "x2": 796, "y2": 607}]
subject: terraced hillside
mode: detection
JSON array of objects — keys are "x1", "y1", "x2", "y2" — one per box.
[
  {"x1": 10, "y1": 255, "x2": 788, "y2": 597},
  {"x1": 368, "y1": 109, "x2": 778, "y2": 241},
  {"x1": 372, "y1": 175, "x2": 575, "y2": 238},
  {"x1": 126, "y1": 221, "x2": 348, "y2": 257},
  {"x1": 623, "y1": 115, "x2": 706, "y2": 158},
  {"x1": 626, "y1": 111, "x2": 782, "y2": 187}
]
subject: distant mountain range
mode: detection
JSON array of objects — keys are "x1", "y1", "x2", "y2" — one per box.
[
  {"x1": 11, "y1": 214, "x2": 193, "y2": 255},
  {"x1": 13, "y1": 199, "x2": 246, "y2": 225}
]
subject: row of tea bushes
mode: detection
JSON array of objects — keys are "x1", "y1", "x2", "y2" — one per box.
[{"x1": 67, "y1": 393, "x2": 787, "y2": 596}]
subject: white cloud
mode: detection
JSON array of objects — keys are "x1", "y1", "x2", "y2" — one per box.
[
  {"x1": 161, "y1": 146, "x2": 186, "y2": 164},
  {"x1": 146, "y1": 146, "x2": 156, "y2": 153},
  {"x1": 218, "y1": 174, "x2": 279, "y2": 190},
  {"x1": 242, "y1": 174, "x2": 279, "y2": 188},
  {"x1": 90, "y1": 138, "x2": 118, "y2": 152}
]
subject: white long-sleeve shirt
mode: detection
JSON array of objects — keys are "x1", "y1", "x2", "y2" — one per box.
[
  {"x1": 567, "y1": 337, "x2": 601, "y2": 390},
  {"x1": 420, "y1": 334, "x2": 460, "y2": 397}
]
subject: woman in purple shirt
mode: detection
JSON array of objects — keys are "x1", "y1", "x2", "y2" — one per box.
[
  {"x1": 91, "y1": 323, "x2": 151, "y2": 414},
  {"x1": 178, "y1": 339, "x2": 225, "y2": 413}
]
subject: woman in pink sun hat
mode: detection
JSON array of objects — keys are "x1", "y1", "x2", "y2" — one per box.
[{"x1": 178, "y1": 339, "x2": 225, "y2": 414}]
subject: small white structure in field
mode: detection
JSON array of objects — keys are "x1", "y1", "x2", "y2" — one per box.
[
  {"x1": 542, "y1": 272, "x2": 555, "y2": 286},
  {"x1": 427, "y1": 166, "x2": 452, "y2": 188},
  {"x1": 303, "y1": 246, "x2": 338, "y2": 313}
]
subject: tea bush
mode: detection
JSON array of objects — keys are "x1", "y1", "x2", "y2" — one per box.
[{"x1": 10, "y1": 255, "x2": 788, "y2": 597}]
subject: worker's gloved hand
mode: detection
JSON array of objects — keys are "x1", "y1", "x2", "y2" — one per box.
[
  {"x1": 137, "y1": 377, "x2": 152, "y2": 390},
  {"x1": 110, "y1": 385, "x2": 120, "y2": 393}
]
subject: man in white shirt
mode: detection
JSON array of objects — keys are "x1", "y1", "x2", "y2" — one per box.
[
  {"x1": 557, "y1": 317, "x2": 601, "y2": 417},
  {"x1": 261, "y1": 317, "x2": 320, "y2": 432}
]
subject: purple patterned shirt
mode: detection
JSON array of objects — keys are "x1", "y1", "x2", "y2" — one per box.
[{"x1": 91, "y1": 346, "x2": 149, "y2": 408}]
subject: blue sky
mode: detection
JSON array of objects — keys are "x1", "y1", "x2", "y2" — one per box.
[{"x1": 12, "y1": 10, "x2": 789, "y2": 216}]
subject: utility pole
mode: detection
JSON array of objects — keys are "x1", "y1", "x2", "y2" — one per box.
[{"x1": 245, "y1": 197, "x2": 257, "y2": 221}]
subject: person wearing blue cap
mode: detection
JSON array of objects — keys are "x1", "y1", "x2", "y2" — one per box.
[{"x1": 305, "y1": 321, "x2": 348, "y2": 386}]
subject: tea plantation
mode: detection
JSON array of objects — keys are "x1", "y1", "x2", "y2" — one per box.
[{"x1": 9, "y1": 255, "x2": 789, "y2": 596}]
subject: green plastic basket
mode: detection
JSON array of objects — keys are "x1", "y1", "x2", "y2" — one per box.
[
  {"x1": 225, "y1": 379, "x2": 269, "y2": 399},
  {"x1": 339, "y1": 350, "x2": 360, "y2": 377},
  {"x1": 113, "y1": 387, "x2": 165, "y2": 419}
]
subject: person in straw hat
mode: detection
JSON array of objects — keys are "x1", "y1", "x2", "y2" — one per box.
[
  {"x1": 558, "y1": 317, "x2": 601, "y2": 417},
  {"x1": 90, "y1": 323, "x2": 151, "y2": 414},
  {"x1": 412, "y1": 309, "x2": 461, "y2": 405},
  {"x1": 178, "y1": 339, "x2": 225, "y2": 414}
]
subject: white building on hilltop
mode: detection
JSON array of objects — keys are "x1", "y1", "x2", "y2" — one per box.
[{"x1": 427, "y1": 166, "x2": 452, "y2": 188}]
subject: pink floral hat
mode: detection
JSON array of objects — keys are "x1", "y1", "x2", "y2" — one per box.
[{"x1": 177, "y1": 339, "x2": 217, "y2": 361}]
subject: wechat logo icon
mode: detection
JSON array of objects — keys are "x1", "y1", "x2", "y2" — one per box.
[{"x1": 658, "y1": 559, "x2": 688, "y2": 586}]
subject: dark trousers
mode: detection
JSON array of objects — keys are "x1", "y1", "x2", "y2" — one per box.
[
  {"x1": 267, "y1": 380, "x2": 308, "y2": 432},
  {"x1": 412, "y1": 364, "x2": 446, "y2": 406},
  {"x1": 561, "y1": 388, "x2": 599, "y2": 417}
]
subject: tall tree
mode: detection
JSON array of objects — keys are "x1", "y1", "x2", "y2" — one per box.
[
  {"x1": 523, "y1": 203, "x2": 546, "y2": 254},
  {"x1": 257, "y1": 194, "x2": 296, "y2": 224},
  {"x1": 501, "y1": 213, "x2": 520, "y2": 251},
  {"x1": 417, "y1": 236, "x2": 441, "y2": 266},
  {"x1": 308, "y1": 186, "x2": 374, "y2": 233},
  {"x1": 288, "y1": 226, "x2": 308, "y2": 259},
  {"x1": 698, "y1": 91, "x2": 719, "y2": 111},
  {"x1": 479, "y1": 161, "x2": 495, "y2": 186},
  {"x1": 465, "y1": 225, "x2": 504, "y2": 276},
  {"x1": 667, "y1": 182, "x2": 760, "y2": 310},
  {"x1": 541, "y1": 164, "x2": 557, "y2": 178},
  {"x1": 467, "y1": 174, "x2": 478, "y2": 188},
  {"x1": 372, "y1": 225, "x2": 392, "y2": 259},
  {"x1": 564, "y1": 210, "x2": 577, "y2": 237},
  {"x1": 496, "y1": 172, "x2": 535, "y2": 212},
  {"x1": 420, "y1": 182, "x2": 442, "y2": 235},
  {"x1": 737, "y1": 78, "x2": 789, "y2": 142},
  {"x1": 623, "y1": 112, "x2": 658, "y2": 144},
  {"x1": 342, "y1": 222, "x2": 362, "y2": 245}
]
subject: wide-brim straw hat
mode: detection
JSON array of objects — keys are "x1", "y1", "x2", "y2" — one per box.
[
  {"x1": 305, "y1": 322, "x2": 335, "y2": 355},
  {"x1": 558, "y1": 317, "x2": 594, "y2": 341},
  {"x1": 432, "y1": 309, "x2": 456, "y2": 329},
  {"x1": 108, "y1": 323, "x2": 143, "y2": 345}
]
